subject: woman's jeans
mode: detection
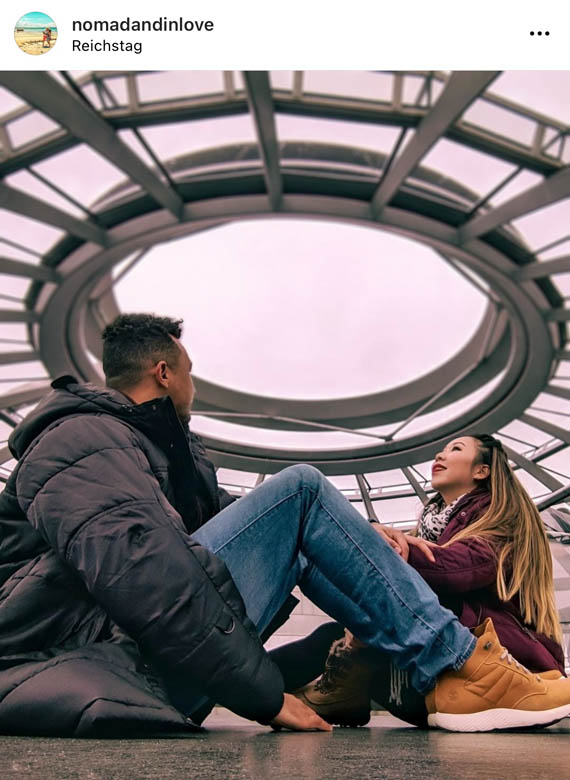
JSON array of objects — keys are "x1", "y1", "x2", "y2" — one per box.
[{"x1": 193, "y1": 464, "x2": 475, "y2": 697}]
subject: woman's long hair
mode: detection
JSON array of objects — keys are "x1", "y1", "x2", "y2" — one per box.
[{"x1": 442, "y1": 434, "x2": 562, "y2": 643}]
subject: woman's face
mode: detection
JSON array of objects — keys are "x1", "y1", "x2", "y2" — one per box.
[{"x1": 431, "y1": 436, "x2": 489, "y2": 495}]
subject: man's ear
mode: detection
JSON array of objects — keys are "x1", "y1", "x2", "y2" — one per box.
[{"x1": 152, "y1": 360, "x2": 169, "y2": 388}]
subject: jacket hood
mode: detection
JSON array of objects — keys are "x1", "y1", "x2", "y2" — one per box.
[{"x1": 8, "y1": 375, "x2": 176, "y2": 460}]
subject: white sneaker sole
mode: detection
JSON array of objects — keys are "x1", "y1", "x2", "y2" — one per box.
[{"x1": 428, "y1": 703, "x2": 570, "y2": 732}]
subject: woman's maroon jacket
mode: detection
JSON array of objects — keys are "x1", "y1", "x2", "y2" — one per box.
[{"x1": 407, "y1": 487, "x2": 566, "y2": 674}]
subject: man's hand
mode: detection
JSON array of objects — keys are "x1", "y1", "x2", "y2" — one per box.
[{"x1": 269, "y1": 693, "x2": 332, "y2": 732}]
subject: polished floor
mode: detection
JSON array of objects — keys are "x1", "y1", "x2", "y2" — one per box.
[{"x1": 2, "y1": 710, "x2": 569, "y2": 780}]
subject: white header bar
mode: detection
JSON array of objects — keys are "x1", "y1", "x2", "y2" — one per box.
[{"x1": 1, "y1": 0, "x2": 568, "y2": 70}]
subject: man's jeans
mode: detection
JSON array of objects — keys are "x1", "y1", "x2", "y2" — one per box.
[{"x1": 193, "y1": 464, "x2": 475, "y2": 696}]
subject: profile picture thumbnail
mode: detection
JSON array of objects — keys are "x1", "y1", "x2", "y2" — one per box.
[{"x1": 14, "y1": 11, "x2": 57, "y2": 55}]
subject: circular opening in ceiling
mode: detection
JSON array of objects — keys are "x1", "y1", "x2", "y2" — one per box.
[{"x1": 113, "y1": 218, "x2": 487, "y2": 400}]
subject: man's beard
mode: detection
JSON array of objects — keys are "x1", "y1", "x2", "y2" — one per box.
[{"x1": 179, "y1": 411, "x2": 191, "y2": 426}]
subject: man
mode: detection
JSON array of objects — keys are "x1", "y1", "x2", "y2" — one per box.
[{"x1": 0, "y1": 313, "x2": 569, "y2": 736}]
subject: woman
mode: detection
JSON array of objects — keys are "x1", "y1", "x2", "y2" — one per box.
[{"x1": 291, "y1": 434, "x2": 566, "y2": 727}]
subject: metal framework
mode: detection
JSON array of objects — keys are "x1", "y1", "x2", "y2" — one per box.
[{"x1": 0, "y1": 69, "x2": 568, "y2": 516}]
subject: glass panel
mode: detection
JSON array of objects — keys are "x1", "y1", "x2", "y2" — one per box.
[
  {"x1": 6, "y1": 170, "x2": 85, "y2": 218},
  {"x1": 555, "y1": 360, "x2": 570, "y2": 378},
  {"x1": 374, "y1": 495, "x2": 423, "y2": 524},
  {"x1": 418, "y1": 138, "x2": 516, "y2": 198},
  {"x1": 117, "y1": 129, "x2": 159, "y2": 170},
  {"x1": 499, "y1": 419, "x2": 552, "y2": 449},
  {"x1": 490, "y1": 71, "x2": 570, "y2": 126},
  {"x1": 32, "y1": 144, "x2": 126, "y2": 209},
  {"x1": 232, "y1": 71, "x2": 245, "y2": 91},
  {"x1": 0, "y1": 86, "x2": 26, "y2": 116},
  {"x1": 0, "y1": 324, "x2": 29, "y2": 342},
  {"x1": 114, "y1": 218, "x2": 486, "y2": 400},
  {"x1": 137, "y1": 71, "x2": 224, "y2": 103},
  {"x1": 366, "y1": 468, "x2": 409, "y2": 490},
  {"x1": 303, "y1": 71, "x2": 393, "y2": 102},
  {"x1": 270, "y1": 71, "x2": 294, "y2": 91},
  {"x1": 7, "y1": 110, "x2": 60, "y2": 148},
  {"x1": 0, "y1": 209, "x2": 63, "y2": 253},
  {"x1": 0, "y1": 299, "x2": 24, "y2": 311},
  {"x1": 538, "y1": 237, "x2": 570, "y2": 261},
  {"x1": 402, "y1": 74, "x2": 444, "y2": 106},
  {"x1": 536, "y1": 392, "x2": 570, "y2": 415},
  {"x1": 276, "y1": 113, "x2": 401, "y2": 160},
  {"x1": 101, "y1": 75, "x2": 129, "y2": 106},
  {"x1": 326, "y1": 474, "x2": 358, "y2": 492},
  {"x1": 0, "y1": 275, "x2": 31, "y2": 298},
  {"x1": 409, "y1": 460, "x2": 434, "y2": 482},
  {"x1": 402, "y1": 75, "x2": 427, "y2": 106},
  {"x1": 462, "y1": 99, "x2": 536, "y2": 147},
  {"x1": 77, "y1": 81, "x2": 104, "y2": 111},
  {"x1": 0, "y1": 242, "x2": 41, "y2": 263},
  {"x1": 537, "y1": 451, "x2": 570, "y2": 479},
  {"x1": 553, "y1": 274, "x2": 570, "y2": 297},
  {"x1": 0, "y1": 342, "x2": 34, "y2": 355},
  {"x1": 190, "y1": 414, "x2": 375, "y2": 451},
  {"x1": 512, "y1": 198, "x2": 570, "y2": 251},
  {"x1": 514, "y1": 468, "x2": 555, "y2": 500},
  {"x1": 0, "y1": 361, "x2": 48, "y2": 393},
  {"x1": 0, "y1": 420, "x2": 13, "y2": 445},
  {"x1": 138, "y1": 114, "x2": 256, "y2": 160},
  {"x1": 216, "y1": 467, "x2": 259, "y2": 490},
  {"x1": 490, "y1": 169, "x2": 542, "y2": 209},
  {"x1": 394, "y1": 369, "x2": 506, "y2": 440}
]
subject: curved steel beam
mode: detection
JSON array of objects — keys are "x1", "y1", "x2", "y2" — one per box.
[
  {"x1": 31, "y1": 193, "x2": 554, "y2": 474},
  {"x1": 2, "y1": 75, "x2": 566, "y2": 181}
]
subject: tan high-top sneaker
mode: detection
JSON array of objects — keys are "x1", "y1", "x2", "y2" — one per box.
[
  {"x1": 294, "y1": 637, "x2": 374, "y2": 727},
  {"x1": 426, "y1": 618, "x2": 570, "y2": 732}
]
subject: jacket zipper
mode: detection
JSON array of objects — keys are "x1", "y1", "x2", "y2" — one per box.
[{"x1": 507, "y1": 611, "x2": 539, "y2": 641}]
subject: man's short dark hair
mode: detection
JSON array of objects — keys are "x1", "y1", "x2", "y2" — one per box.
[{"x1": 102, "y1": 313, "x2": 183, "y2": 389}]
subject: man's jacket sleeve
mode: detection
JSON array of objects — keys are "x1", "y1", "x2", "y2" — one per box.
[
  {"x1": 407, "y1": 536, "x2": 498, "y2": 593},
  {"x1": 15, "y1": 416, "x2": 285, "y2": 724}
]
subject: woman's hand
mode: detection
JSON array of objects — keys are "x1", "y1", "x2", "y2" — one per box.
[
  {"x1": 372, "y1": 525, "x2": 410, "y2": 560},
  {"x1": 372, "y1": 525, "x2": 437, "y2": 563},
  {"x1": 405, "y1": 535, "x2": 438, "y2": 562}
]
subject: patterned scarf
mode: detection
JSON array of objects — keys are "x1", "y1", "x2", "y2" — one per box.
[{"x1": 416, "y1": 494, "x2": 466, "y2": 542}]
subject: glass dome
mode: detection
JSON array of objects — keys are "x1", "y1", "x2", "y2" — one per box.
[{"x1": 0, "y1": 69, "x2": 567, "y2": 520}]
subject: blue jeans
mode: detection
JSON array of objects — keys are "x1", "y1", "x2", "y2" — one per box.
[{"x1": 193, "y1": 464, "x2": 475, "y2": 696}]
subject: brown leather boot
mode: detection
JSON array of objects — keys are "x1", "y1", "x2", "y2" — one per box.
[
  {"x1": 294, "y1": 637, "x2": 373, "y2": 727},
  {"x1": 426, "y1": 618, "x2": 570, "y2": 732}
]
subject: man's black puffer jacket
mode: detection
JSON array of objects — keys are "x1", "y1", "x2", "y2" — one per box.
[{"x1": 0, "y1": 377, "x2": 285, "y2": 735}]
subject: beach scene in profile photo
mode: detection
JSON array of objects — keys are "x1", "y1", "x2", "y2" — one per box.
[{"x1": 14, "y1": 11, "x2": 57, "y2": 55}]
